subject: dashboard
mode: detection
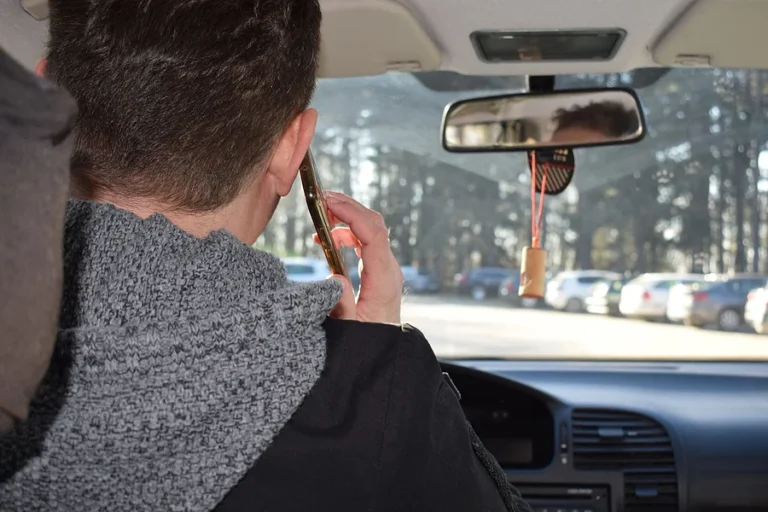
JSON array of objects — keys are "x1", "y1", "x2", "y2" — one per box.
[{"x1": 439, "y1": 360, "x2": 768, "y2": 512}]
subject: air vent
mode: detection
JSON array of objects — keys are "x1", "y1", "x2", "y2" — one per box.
[{"x1": 572, "y1": 409, "x2": 679, "y2": 512}]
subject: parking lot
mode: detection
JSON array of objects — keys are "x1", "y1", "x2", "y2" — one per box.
[{"x1": 400, "y1": 295, "x2": 768, "y2": 360}]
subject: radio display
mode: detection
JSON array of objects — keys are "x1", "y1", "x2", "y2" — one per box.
[{"x1": 481, "y1": 437, "x2": 534, "y2": 466}]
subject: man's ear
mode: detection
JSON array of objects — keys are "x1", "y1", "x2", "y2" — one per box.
[
  {"x1": 35, "y1": 58, "x2": 47, "y2": 77},
  {"x1": 266, "y1": 109, "x2": 318, "y2": 197}
]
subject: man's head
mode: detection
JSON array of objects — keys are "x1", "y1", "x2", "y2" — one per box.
[
  {"x1": 45, "y1": 0, "x2": 322, "y2": 240},
  {"x1": 551, "y1": 101, "x2": 640, "y2": 145}
]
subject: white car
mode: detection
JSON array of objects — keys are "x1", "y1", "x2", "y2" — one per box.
[
  {"x1": 281, "y1": 257, "x2": 331, "y2": 283},
  {"x1": 545, "y1": 270, "x2": 622, "y2": 312},
  {"x1": 620, "y1": 273, "x2": 708, "y2": 321},
  {"x1": 745, "y1": 285, "x2": 768, "y2": 334},
  {"x1": 666, "y1": 274, "x2": 725, "y2": 323}
]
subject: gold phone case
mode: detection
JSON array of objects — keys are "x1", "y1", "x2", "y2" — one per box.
[{"x1": 299, "y1": 150, "x2": 348, "y2": 278}]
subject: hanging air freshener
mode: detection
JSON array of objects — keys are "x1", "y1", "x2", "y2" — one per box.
[
  {"x1": 519, "y1": 150, "x2": 550, "y2": 299},
  {"x1": 527, "y1": 147, "x2": 575, "y2": 195}
]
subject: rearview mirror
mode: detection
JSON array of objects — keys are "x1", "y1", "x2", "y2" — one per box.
[{"x1": 441, "y1": 88, "x2": 645, "y2": 152}]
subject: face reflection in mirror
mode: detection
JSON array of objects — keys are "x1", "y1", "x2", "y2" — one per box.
[
  {"x1": 550, "y1": 101, "x2": 641, "y2": 146},
  {"x1": 443, "y1": 90, "x2": 645, "y2": 151}
]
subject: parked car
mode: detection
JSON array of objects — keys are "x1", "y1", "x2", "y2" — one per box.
[
  {"x1": 619, "y1": 273, "x2": 708, "y2": 321},
  {"x1": 281, "y1": 257, "x2": 330, "y2": 283},
  {"x1": 500, "y1": 271, "x2": 552, "y2": 308},
  {"x1": 402, "y1": 266, "x2": 441, "y2": 294},
  {"x1": 666, "y1": 278, "x2": 718, "y2": 324},
  {"x1": 545, "y1": 270, "x2": 622, "y2": 312},
  {"x1": 745, "y1": 282, "x2": 768, "y2": 334},
  {"x1": 585, "y1": 277, "x2": 629, "y2": 316},
  {"x1": 498, "y1": 271, "x2": 521, "y2": 303},
  {"x1": 454, "y1": 267, "x2": 514, "y2": 301},
  {"x1": 666, "y1": 274, "x2": 767, "y2": 330}
]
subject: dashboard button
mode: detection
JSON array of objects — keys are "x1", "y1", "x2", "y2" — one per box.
[{"x1": 559, "y1": 421, "x2": 569, "y2": 451}]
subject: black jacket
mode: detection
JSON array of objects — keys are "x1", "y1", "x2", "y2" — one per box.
[{"x1": 216, "y1": 319, "x2": 531, "y2": 512}]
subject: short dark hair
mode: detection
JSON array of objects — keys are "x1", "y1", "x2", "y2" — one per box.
[
  {"x1": 47, "y1": 0, "x2": 322, "y2": 211},
  {"x1": 554, "y1": 101, "x2": 640, "y2": 138}
]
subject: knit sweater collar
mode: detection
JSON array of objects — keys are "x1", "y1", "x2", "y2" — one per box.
[{"x1": 0, "y1": 199, "x2": 342, "y2": 511}]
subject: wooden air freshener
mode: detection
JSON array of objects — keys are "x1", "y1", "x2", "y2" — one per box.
[
  {"x1": 519, "y1": 246, "x2": 547, "y2": 298},
  {"x1": 518, "y1": 149, "x2": 550, "y2": 299}
]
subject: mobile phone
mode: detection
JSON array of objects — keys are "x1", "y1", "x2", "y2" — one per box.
[{"x1": 299, "y1": 150, "x2": 348, "y2": 279}]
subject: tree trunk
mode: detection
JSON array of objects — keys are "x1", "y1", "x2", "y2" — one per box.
[
  {"x1": 341, "y1": 138, "x2": 354, "y2": 196},
  {"x1": 750, "y1": 143, "x2": 761, "y2": 272},
  {"x1": 715, "y1": 166, "x2": 726, "y2": 273},
  {"x1": 634, "y1": 218, "x2": 648, "y2": 274},
  {"x1": 734, "y1": 148, "x2": 748, "y2": 272}
]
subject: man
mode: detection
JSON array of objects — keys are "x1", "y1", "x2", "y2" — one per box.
[
  {"x1": 0, "y1": 47, "x2": 75, "y2": 435},
  {"x1": 0, "y1": 1, "x2": 532, "y2": 511}
]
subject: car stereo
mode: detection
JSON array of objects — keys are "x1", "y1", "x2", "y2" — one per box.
[{"x1": 513, "y1": 483, "x2": 610, "y2": 512}]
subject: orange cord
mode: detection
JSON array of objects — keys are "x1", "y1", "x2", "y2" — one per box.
[
  {"x1": 530, "y1": 152, "x2": 549, "y2": 249},
  {"x1": 530, "y1": 153, "x2": 536, "y2": 244}
]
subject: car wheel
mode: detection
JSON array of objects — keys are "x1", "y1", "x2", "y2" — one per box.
[
  {"x1": 564, "y1": 298, "x2": 583, "y2": 313},
  {"x1": 471, "y1": 286, "x2": 487, "y2": 301},
  {"x1": 718, "y1": 309, "x2": 742, "y2": 332}
]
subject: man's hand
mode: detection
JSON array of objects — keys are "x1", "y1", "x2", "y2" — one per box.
[{"x1": 314, "y1": 191, "x2": 403, "y2": 325}]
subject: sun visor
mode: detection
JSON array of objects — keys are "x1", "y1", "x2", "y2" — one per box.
[
  {"x1": 318, "y1": 0, "x2": 442, "y2": 78},
  {"x1": 652, "y1": 0, "x2": 768, "y2": 68},
  {"x1": 20, "y1": 0, "x2": 49, "y2": 21}
]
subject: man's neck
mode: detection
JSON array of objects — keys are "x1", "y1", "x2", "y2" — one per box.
[{"x1": 83, "y1": 187, "x2": 272, "y2": 245}]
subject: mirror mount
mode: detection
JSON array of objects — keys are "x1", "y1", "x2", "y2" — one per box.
[{"x1": 527, "y1": 75, "x2": 556, "y2": 94}]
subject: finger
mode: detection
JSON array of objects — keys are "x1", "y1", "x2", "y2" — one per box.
[
  {"x1": 328, "y1": 227, "x2": 361, "y2": 249},
  {"x1": 325, "y1": 193, "x2": 396, "y2": 284},
  {"x1": 324, "y1": 192, "x2": 390, "y2": 250},
  {"x1": 328, "y1": 275, "x2": 356, "y2": 320},
  {"x1": 325, "y1": 191, "x2": 398, "y2": 281},
  {"x1": 324, "y1": 192, "x2": 402, "y2": 325},
  {"x1": 327, "y1": 209, "x2": 341, "y2": 227},
  {"x1": 312, "y1": 228, "x2": 362, "y2": 250}
]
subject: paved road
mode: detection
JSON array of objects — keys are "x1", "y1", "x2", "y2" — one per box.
[{"x1": 400, "y1": 295, "x2": 768, "y2": 360}]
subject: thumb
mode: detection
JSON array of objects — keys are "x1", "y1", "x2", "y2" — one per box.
[{"x1": 328, "y1": 275, "x2": 356, "y2": 320}]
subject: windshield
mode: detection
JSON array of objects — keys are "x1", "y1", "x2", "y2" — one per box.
[{"x1": 256, "y1": 68, "x2": 768, "y2": 361}]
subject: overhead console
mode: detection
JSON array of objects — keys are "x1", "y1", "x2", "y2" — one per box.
[
  {"x1": 471, "y1": 30, "x2": 626, "y2": 63},
  {"x1": 653, "y1": 0, "x2": 768, "y2": 68}
]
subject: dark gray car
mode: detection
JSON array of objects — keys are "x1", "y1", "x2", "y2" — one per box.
[
  {"x1": 454, "y1": 267, "x2": 514, "y2": 301},
  {"x1": 673, "y1": 275, "x2": 767, "y2": 331}
]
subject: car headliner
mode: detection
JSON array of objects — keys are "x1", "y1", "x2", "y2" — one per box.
[{"x1": 0, "y1": 0, "x2": 695, "y2": 76}]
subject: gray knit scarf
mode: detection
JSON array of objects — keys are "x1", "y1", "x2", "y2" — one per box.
[{"x1": 0, "y1": 199, "x2": 342, "y2": 511}]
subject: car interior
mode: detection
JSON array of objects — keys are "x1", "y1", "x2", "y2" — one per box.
[{"x1": 3, "y1": 0, "x2": 768, "y2": 511}]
